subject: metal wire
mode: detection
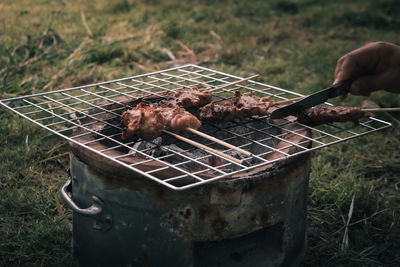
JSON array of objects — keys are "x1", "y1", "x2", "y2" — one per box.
[{"x1": 0, "y1": 64, "x2": 392, "y2": 190}]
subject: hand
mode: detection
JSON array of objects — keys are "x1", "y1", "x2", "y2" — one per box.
[{"x1": 334, "y1": 41, "x2": 400, "y2": 98}]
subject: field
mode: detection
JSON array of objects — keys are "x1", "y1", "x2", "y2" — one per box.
[{"x1": 1, "y1": 0, "x2": 399, "y2": 266}]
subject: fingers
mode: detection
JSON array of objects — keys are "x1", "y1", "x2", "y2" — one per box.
[
  {"x1": 333, "y1": 42, "x2": 400, "y2": 97},
  {"x1": 334, "y1": 52, "x2": 368, "y2": 99},
  {"x1": 334, "y1": 43, "x2": 379, "y2": 85},
  {"x1": 334, "y1": 55, "x2": 358, "y2": 85},
  {"x1": 349, "y1": 78, "x2": 373, "y2": 96},
  {"x1": 349, "y1": 70, "x2": 400, "y2": 96}
]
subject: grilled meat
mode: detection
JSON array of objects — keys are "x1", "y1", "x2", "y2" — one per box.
[
  {"x1": 199, "y1": 90, "x2": 370, "y2": 126},
  {"x1": 157, "y1": 101, "x2": 201, "y2": 131},
  {"x1": 169, "y1": 86, "x2": 212, "y2": 108},
  {"x1": 296, "y1": 106, "x2": 371, "y2": 126},
  {"x1": 199, "y1": 91, "x2": 273, "y2": 123},
  {"x1": 122, "y1": 86, "x2": 369, "y2": 140},
  {"x1": 121, "y1": 101, "x2": 201, "y2": 140}
]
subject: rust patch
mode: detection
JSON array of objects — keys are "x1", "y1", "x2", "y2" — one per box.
[
  {"x1": 179, "y1": 207, "x2": 193, "y2": 220},
  {"x1": 160, "y1": 206, "x2": 195, "y2": 238},
  {"x1": 212, "y1": 216, "x2": 228, "y2": 236},
  {"x1": 198, "y1": 205, "x2": 230, "y2": 236},
  {"x1": 210, "y1": 186, "x2": 242, "y2": 206}
]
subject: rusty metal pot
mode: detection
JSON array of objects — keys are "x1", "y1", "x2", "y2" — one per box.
[{"x1": 62, "y1": 149, "x2": 310, "y2": 266}]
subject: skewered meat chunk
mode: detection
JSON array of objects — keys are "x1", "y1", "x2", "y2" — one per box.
[
  {"x1": 121, "y1": 101, "x2": 201, "y2": 140},
  {"x1": 171, "y1": 86, "x2": 212, "y2": 108},
  {"x1": 157, "y1": 101, "x2": 201, "y2": 131},
  {"x1": 233, "y1": 91, "x2": 273, "y2": 118},
  {"x1": 121, "y1": 103, "x2": 166, "y2": 140},
  {"x1": 296, "y1": 106, "x2": 371, "y2": 126},
  {"x1": 199, "y1": 91, "x2": 273, "y2": 123},
  {"x1": 199, "y1": 102, "x2": 237, "y2": 123}
]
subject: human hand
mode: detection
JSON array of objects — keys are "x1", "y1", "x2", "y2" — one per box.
[{"x1": 334, "y1": 41, "x2": 400, "y2": 98}]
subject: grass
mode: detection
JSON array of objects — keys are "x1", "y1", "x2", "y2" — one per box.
[{"x1": 0, "y1": 0, "x2": 399, "y2": 266}]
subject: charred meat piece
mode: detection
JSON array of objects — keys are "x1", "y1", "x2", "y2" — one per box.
[
  {"x1": 170, "y1": 86, "x2": 212, "y2": 108},
  {"x1": 199, "y1": 91, "x2": 273, "y2": 123},
  {"x1": 296, "y1": 106, "x2": 371, "y2": 126},
  {"x1": 121, "y1": 101, "x2": 201, "y2": 140}
]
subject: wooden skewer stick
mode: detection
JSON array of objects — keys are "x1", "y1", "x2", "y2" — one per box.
[
  {"x1": 162, "y1": 130, "x2": 243, "y2": 165},
  {"x1": 361, "y1": 107, "x2": 400, "y2": 112},
  {"x1": 274, "y1": 96, "x2": 304, "y2": 106},
  {"x1": 186, "y1": 127, "x2": 252, "y2": 157},
  {"x1": 209, "y1": 74, "x2": 259, "y2": 93}
]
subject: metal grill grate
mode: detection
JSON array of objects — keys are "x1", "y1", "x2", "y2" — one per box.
[{"x1": 0, "y1": 64, "x2": 391, "y2": 190}]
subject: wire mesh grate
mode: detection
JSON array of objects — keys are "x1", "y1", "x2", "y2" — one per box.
[{"x1": 0, "y1": 64, "x2": 392, "y2": 190}]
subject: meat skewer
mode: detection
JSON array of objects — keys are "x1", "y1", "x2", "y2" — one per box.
[
  {"x1": 121, "y1": 99, "x2": 251, "y2": 159},
  {"x1": 198, "y1": 94, "x2": 304, "y2": 123},
  {"x1": 361, "y1": 107, "x2": 400, "y2": 112},
  {"x1": 121, "y1": 100, "x2": 244, "y2": 164},
  {"x1": 296, "y1": 106, "x2": 372, "y2": 126},
  {"x1": 122, "y1": 81, "x2": 393, "y2": 158},
  {"x1": 121, "y1": 100, "x2": 201, "y2": 140},
  {"x1": 198, "y1": 91, "x2": 381, "y2": 125},
  {"x1": 121, "y1": 77, "x2": 268, "y2": 156},
  {"x1": 199, "y1": 91, "x2": 274, "y2": 123},
  {"x1": 143, "y1": 74, "x2": 258, "y2": 109}
]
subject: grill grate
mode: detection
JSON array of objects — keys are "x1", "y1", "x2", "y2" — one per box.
[{"x1": 0, "y1": 64, "x2": 391, "y2": 190}]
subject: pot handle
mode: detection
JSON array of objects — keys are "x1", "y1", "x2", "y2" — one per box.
[{"x1": 61, "y1": 178, "x2": 102, "y2": 216}]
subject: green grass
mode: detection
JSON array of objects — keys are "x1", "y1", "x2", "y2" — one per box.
[{"x1": 1, "y1": 0, "x2": 399, "y2": 266}]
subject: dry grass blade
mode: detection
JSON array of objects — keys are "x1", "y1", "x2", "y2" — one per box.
[
  {"x1": 39, "y1": 152, "x2": 69, "y2": 164},
  {"x1": 0, "y1": 55, "x2": 42, "y2": 76},
  {"x1": 43, "y1": 38, "x2": 89, "y2": 90},
  {"x1": 348, "y1": 209, "x2": 388, "y2": 228},
  {"x1": 355, "y1": 154, "x2": 381, "y2": 163},
  {"x1": 168, "y1": 38, "x2": 196, "y2": 64},
  {"x1": 54, "y1": 193, "x2": 72, "y2": 232},
  {"x1": 333, "y1": 209, "x2": 388, "y2": 236},
  {"x1": 341, "y1": 194, "x2": 355, "y2": 250},
  {"x1": 80, "y1": 9, "x2": 93, "y2": 37}
]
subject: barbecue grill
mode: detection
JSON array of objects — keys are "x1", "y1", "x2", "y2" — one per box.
[
  {"x1": 0, "y1": 64, "x2": 391, "y2": 190},
  {"x1": 0, "y1": 65, "x2": 392, "y2": 266}
]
